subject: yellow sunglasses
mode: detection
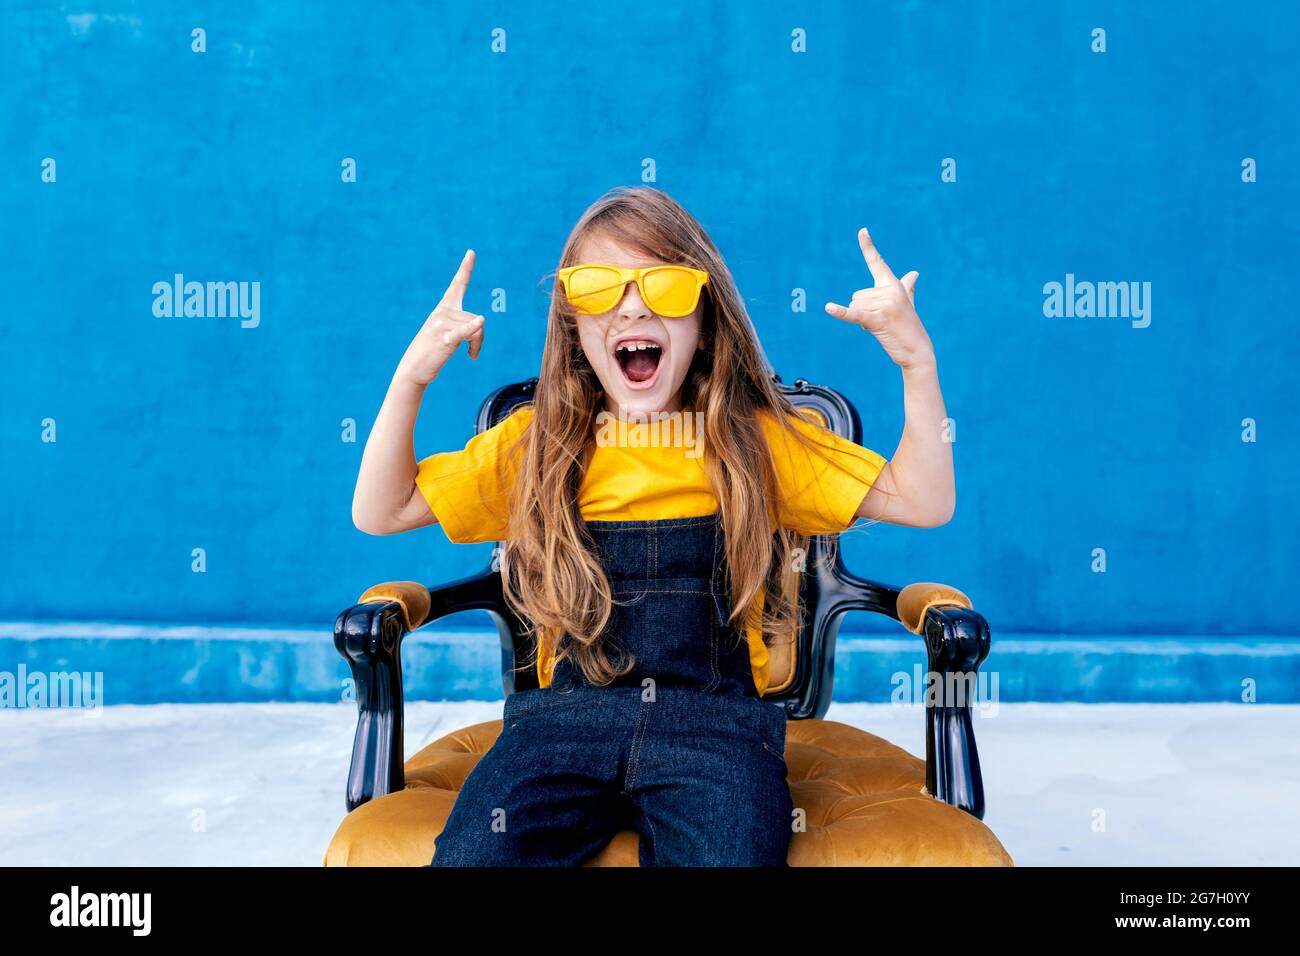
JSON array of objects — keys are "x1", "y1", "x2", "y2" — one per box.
[{"x1": 557, "y1": 263, "x2": 710, "y2": 318}]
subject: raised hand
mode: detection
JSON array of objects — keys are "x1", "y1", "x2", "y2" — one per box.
[
  {"x1": 396, "y1": 249, "x2": 487, "y2": 387},
  {"x1": 824, "y1": 228, "x2": 935, "y2": 371}
]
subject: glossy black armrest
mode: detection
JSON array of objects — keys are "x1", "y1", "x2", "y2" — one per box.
[
  {"x1": 334, "y1": 564, "x2": 524, "y2": 812},
  {"x1": 813, "y1": 550, "x2": 991, "y2": 819}
]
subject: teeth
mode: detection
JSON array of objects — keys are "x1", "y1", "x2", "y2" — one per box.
[{"x1": 616, "y1": 341, "x2": 660, "y2": 352}]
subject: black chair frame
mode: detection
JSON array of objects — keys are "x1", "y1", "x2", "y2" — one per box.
[{"x1": 335, "y1": 377, "x2": 992, "y2": 819}]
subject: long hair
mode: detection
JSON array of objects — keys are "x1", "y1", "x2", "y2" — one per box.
[{"x1": 498, "y1": 185, "x2": 861, "y2": 687}]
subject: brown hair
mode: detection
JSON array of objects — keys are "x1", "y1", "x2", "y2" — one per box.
[{"x1": 498, "y1": 185, "x2": 860, "y2": 686}]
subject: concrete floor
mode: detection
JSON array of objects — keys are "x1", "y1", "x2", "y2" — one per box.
[{"x1": 1, "y1": 701, "x2": 1296, "y2": 866}]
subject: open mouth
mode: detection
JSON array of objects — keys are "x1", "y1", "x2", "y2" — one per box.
[{"x1": 613, "y1": 340, "x2": 663, "y2": 387}]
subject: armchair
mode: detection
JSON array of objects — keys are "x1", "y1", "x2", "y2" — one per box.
[{"x1": 325, "y1": 377, "x2": 1012, "y2": 866}]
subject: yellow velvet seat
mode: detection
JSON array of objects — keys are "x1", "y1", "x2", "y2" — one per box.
[{"x1": 324, "y1": 714, "x2": 1013, "y2": 867}]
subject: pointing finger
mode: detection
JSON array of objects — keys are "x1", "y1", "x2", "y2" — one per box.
[
  {"x1": 858, "y1": 228, "x2": 897, "y2": 286},
  {"x1": 440, "y1": 248, "x2": 476, "y2": 310}
]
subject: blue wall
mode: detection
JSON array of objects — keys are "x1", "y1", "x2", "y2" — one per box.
[{"x1": 3, "y1": 0, "x2": 1296, "y2": 637}]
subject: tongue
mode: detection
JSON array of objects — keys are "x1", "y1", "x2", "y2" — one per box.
[{"x1": 624, "y1": 350, "x2": 659, "y2": 383}]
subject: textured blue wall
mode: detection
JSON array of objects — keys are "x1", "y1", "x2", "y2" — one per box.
[{"x1": 3, "y1": 1, "x2": 1296, "y2": 636}]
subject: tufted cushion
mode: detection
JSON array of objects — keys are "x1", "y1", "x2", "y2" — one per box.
[{"x1": 324, "y1": 717, "x2": 1014, "y2": 867}]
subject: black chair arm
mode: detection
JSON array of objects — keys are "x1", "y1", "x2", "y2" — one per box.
[
  {"x1": 334, "y1": 563, "x2": 524, "y2": 812},
  {"x1": 815, "y1": 551, "x2": 991, "y2": 819},
  {"x1": 916, "y1": 604, "x2": 990, "y2": 819}
]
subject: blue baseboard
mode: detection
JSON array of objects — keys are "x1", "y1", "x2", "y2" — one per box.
[{"x1": 1, "y1": 621, "x2": 1296, "y2": 705}]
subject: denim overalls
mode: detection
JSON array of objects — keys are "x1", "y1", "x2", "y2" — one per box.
[{"x1": 429, "y1": 514, "x2": 794, "y2": 867}]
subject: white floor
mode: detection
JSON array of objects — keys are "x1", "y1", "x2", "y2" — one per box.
[{"x1": 1, "y1": 702, "x2": 1296, "y2": 866}]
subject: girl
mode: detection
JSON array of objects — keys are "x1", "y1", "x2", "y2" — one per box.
[{"x1": 351, "y1": 186, "x2": 954, "y2": 866}]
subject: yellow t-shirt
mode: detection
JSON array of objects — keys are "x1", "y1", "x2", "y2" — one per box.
[{"x1": 415, "y1": 405, "x2": 887, "y2": 696}]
